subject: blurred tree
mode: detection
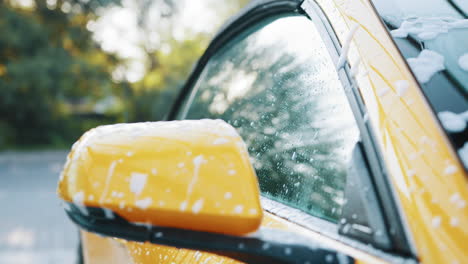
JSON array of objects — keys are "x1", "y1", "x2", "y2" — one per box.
[
  {"x1": 0, "y1": 0, "x2": 249, "y2": 148},
  {"x1": 184, "y1": 18, "x2": 358, "y2": 221},
  {"x1": 0, "y1": 0, "x2": 123, "y2": 147},
  {"x1": 125, "y1": 0, "x2": 249, "y2": 122}
]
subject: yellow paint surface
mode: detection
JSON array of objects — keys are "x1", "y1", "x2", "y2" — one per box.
[
  {"x1": 82, "y1": 231, "x2": 133, "y2": 264},
  {"x1": 316, "y1": 0, "x2": 468, "y2": 263},
  {"x1": 58, "y1": 120, "x2": 262, "y2": 235}
]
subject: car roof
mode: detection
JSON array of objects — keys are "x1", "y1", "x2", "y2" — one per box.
[{"x1": 216, "y1": 0, "x2": 302, "y2": 37}]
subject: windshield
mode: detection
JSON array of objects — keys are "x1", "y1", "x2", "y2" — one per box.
[
  {"x1": 373, "y1": 0, "x2": 468, "y2": 94},
  {"x1": 372, "y1": 0, "x2": 468, "y2": 168}
]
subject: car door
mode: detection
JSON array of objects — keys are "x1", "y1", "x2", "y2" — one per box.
[
  {"x1": 75, "y1": 0, "x2": 468, "y2": 263},
  {"x1": 168, "y1": 0, "x2": 416, "y2": 263}
]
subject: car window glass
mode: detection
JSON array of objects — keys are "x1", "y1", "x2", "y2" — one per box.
[
  {"x1": 179, "y1": 16, "x2": 360, "y2": 222},
  {"x1": 371, "y1": 0, "x2": 468, "y2": 166},
  {"x1": 372, "y1": 0, "x2": 468, "y2": 99},
  {"x1": 452, "y1": 0, "x2": 468, "y2": 16}
]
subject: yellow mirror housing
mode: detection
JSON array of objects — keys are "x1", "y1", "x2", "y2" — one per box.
[{"x1": 58, "y1": 119, "x2": 262, "y2": 235}]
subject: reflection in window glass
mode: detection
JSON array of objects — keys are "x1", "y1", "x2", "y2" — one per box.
[
  {"x1": 181, "y1": 16, "x2": 360, "y2": 222},
  {"x1": 372, "y1": 0, "x2": 468, "y2": 98}
]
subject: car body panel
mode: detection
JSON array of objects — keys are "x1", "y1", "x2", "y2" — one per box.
[
  {"x1": 81, "y1": 230, "x2": 133, "y2": 264},
  {"x1": 81, "y1": 231, "x2": 243, "y2": 264},
  {"x1": 313, "y1": 0, "x2": 468, "y2": 263},
  {"x1": 76, "y1": 0, "x2": 468, "y2": 263},
  {"x1": 81, "y1": 212, "x2": 395, "y2": 264}
]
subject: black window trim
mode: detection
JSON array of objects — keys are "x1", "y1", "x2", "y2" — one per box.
[
  {"x1": 301, "y1": 0, "x2": 414, "y2": 256},
  {"x1": 168, "y1": 0, "x2": 414, "y2": 260}
]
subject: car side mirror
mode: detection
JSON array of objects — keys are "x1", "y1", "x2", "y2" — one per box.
[
  {"x1": 58, "y1": 119, "x2": 350, "y2": 264},
  {"x1": 58, "y1": 119, "x2": 262, "y2": 236}
]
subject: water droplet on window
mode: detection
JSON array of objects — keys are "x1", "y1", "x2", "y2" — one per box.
[
  {"x1": 342, "y1": 224, "x2": 351, "y2": 234},
  {"x1": 292, "y1": 152, "x2": 297, "y2": 160}
]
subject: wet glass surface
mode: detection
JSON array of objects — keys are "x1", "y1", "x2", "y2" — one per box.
[{"x1": 181, "y1": 16, "x2": 360, "y2": 222}]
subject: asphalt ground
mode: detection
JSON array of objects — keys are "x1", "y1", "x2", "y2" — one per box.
[{"x1": 0, "y1": 150, "x2": 78, "y2": 264}]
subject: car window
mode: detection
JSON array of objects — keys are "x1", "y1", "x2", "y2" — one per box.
[
  {"x1": 178, "y1": 16, "x2": 360, "y2": 222},
  {"x1": 371, "y1": 0, "x2": 468, "y2": 167},
  {"x1": 452, "y1": 0, "x2": 468, "y2": 16},
  {"x1": 372, "y1": 0, "x2": 468, "y2": 101}
]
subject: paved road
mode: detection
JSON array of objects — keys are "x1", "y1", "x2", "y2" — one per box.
[{"x1": 0, "y1": 150, "x2": 78, "y2": 264}]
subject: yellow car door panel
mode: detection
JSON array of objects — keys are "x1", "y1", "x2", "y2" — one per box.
[{"x1": 312, "y1": 0, "x2": 468, "y2": 263}]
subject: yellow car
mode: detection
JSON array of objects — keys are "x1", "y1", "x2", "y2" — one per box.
[{"x1": 58, "y1": 0, "x2": 468, "y2": 263}]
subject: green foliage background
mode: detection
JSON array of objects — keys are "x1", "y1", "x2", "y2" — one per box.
[{"x1": 0, "y1": 0, "x2": 247, "y2": 149}]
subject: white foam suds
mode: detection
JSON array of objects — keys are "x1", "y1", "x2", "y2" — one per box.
[
  {"x1": 135, "y1": 198, "x2": 152, "y2": 210},
  {"x1": 233, "y1": 205, "x2": 244, "y2": 214},
  {"x1": 407, "y1": 50, "x2": 445, "y2": 83},
  {"x1": 73, "y1": 191, "x2": 88, "y2": 216},
  {"x1": 450, "y1": 193, "x2": 461, "y2": 203},
  {"x1": 438, "y1": 111, "x2": 467, "y2": 133},
  {"x1": 378, "y1": 87, "x2": 390, "y2": 97},
  {"x1": 192, "y1": 199, "x2": 204, "y2": 214},
  {"x1": 180, "y1": 201, "x2": 188, "y2": 211},
  {"x1": 395, "y1": 80, "x2": 409, "y2": 97},
  {"x1": 459, "y1": 53, "x2": 468, "y2": 71},
  {"x1": 103, "y1": 208, "x2": 114, "y2": 219},
  {"x1": 450, "y1": 217, "x2": 459, "y2": 227},
  {"x1": 186, "y1": 155, "x2": 206, "y2": 197},
  {"x1": 224, "y1": 192, "x2": 232, "y2": 199},
  {"x1": 99, "y1": 161, "x2": 118, "y2": 204},
  {"x1": 391, "y1": 17, "x2": 468, "y2": 41},
  {"x1": 444, "y1": 165, "x2": 457, "y2": 175},
  {"x1": 432, "y1": 216, "x2": 441, "y2": 228},
  {"x1": 351, "y1": 57, "x2": 361, "y2": 77},
  {"x1": 130, "y1": 172, "x2": 148, "y2": 195},
  {"x1": 337, "y1": 23, "x2": 360, "y2": 70},
  {"x1": 213, "y1": 138, "x2": 229, "y2": 145}
]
